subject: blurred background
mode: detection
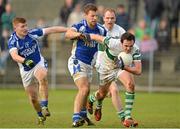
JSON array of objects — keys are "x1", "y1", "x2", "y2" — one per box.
[{"x1": 0, "y1": 0, "x2": 180, "y2": 92}]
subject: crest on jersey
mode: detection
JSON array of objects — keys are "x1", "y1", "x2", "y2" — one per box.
[
  {"x1": 25, "y1": 42, "x2": 29, "y2": 48},
  {"x1": 79, "y1": 26, "x2": 86, "y2": 33}
]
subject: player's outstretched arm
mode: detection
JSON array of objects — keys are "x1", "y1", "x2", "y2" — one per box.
[
  {"x1": 65, "y1": 28, "x2": 82, "y2": 40},
  {"x1": 44, "y1": 26, "x2": 68, "y2": 35},
  {"x1": 89, "y1": 34, "x2": 105, "y2": 44}
]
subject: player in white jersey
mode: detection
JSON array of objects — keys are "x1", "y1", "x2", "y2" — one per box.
[
  {"x1": 8, "y1": 17, "x2": 67, "y2": 125},
  {"x1": 87, "y1": 8, "x2": 127, "y2": 124},
  {"x1": 84, "y1": 32, "x2": 142, "y2": 127}
]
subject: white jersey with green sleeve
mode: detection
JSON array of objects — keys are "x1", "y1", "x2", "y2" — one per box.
[
  {"x1": 98, "y1": 37, "x2": 141, "y2": 74},
  {"x1": 96, "y1": 24, "x2": 125, "y2": 69}
]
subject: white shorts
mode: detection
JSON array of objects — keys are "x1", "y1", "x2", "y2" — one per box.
[
  {"x1": 68, "y1": 56, "x2": 93, "y2": 82},
  {"x1": 99, "y1": 68, "x2": 124, "y2": 86},
  {"x1": 20, "y1": 57, "x2": 48, "y2": 87}
]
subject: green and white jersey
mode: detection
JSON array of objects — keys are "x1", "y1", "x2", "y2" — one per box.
[
  {"x1": 106, "y1": 24, "x2": 126, "y2": 38},
  {"x1": 98, "y1": 37, "x2": 141, "y2": 74},
  {"x1": 96, "y1": 24, "x2": 125, "y2": 68}
]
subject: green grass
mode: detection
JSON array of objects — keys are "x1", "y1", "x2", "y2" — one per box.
[{"x1": 0, "y1": 88, "x2": 180, "y2": 128}]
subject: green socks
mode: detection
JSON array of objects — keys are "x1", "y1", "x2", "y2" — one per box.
[
  {"x1": 89, "y1": 91, "x2": 103, "y2": 108},
  {"x1": 125, "y1": 92, "x2": 135, "y2": 119},
  {"x1": 117, "y1": 110, "x2": 125, "y2": 121}
]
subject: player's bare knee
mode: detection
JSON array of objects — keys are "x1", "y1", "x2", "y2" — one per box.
[
  {"x1": 80, "y1": 86, "x2": 90, "y2": 96},
  {"x1": 39, "y1": 78, "x2": 48, "y2": 86},
  {"x1": 110, "y1": 86, "x2": 119, "y2": 95},
  {"x1": 97, "y1": 91, "x2": 106, "y2": 99},
  {"x1": 35, "y1": 70, "x2": 47, "y2": 81},
  {"x1": 125, "y1": 81, "x2": 135, "y2": 92}
]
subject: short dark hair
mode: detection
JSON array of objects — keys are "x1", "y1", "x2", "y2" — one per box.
[
  {"x1": 121, "y1": 32, "x2": 135, "y2": 43},
  {"x1": 83, "y1": 3, "x2": 97, "y2": 14}
]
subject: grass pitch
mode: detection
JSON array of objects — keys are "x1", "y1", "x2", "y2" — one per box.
[{"x1": 0, "y1": 88, "x2": 179, "y2": 128}]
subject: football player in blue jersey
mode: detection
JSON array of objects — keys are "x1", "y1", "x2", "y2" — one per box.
[
  {"x1": 8, "y1": 17, "x2": 67, "y2": 125},
  {"x1": 65, "y1": 3, "x2": 106, "y2": 127}
]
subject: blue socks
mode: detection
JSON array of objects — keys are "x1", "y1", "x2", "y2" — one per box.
[
  {"x1": 40, "y1": 100, "x2": 48, "y2": 107},
  {"x1": 72, "y1": 113, "x2": 81, "y2": 122},
  {"x1": 80, "y1": 108, "x2": 87, "y2": 118},
  {"x1": 73, "y1": 108, "x2": 87, "y2": 122}
]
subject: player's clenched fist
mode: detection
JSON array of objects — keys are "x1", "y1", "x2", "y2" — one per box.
[
  {"x1": 23, "y1": 59, "x2": 35, "y2": 68},
  {"x1": 79, "y1": 33, "x2": 91, "y2": 46}
]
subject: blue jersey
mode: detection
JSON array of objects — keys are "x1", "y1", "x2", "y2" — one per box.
[
  {"x1": 71, "y1": 19, "x2": 106, "y2": 65},
  {"x1": 8, "y1": 28, "x2": 44, "y2": 71}
]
